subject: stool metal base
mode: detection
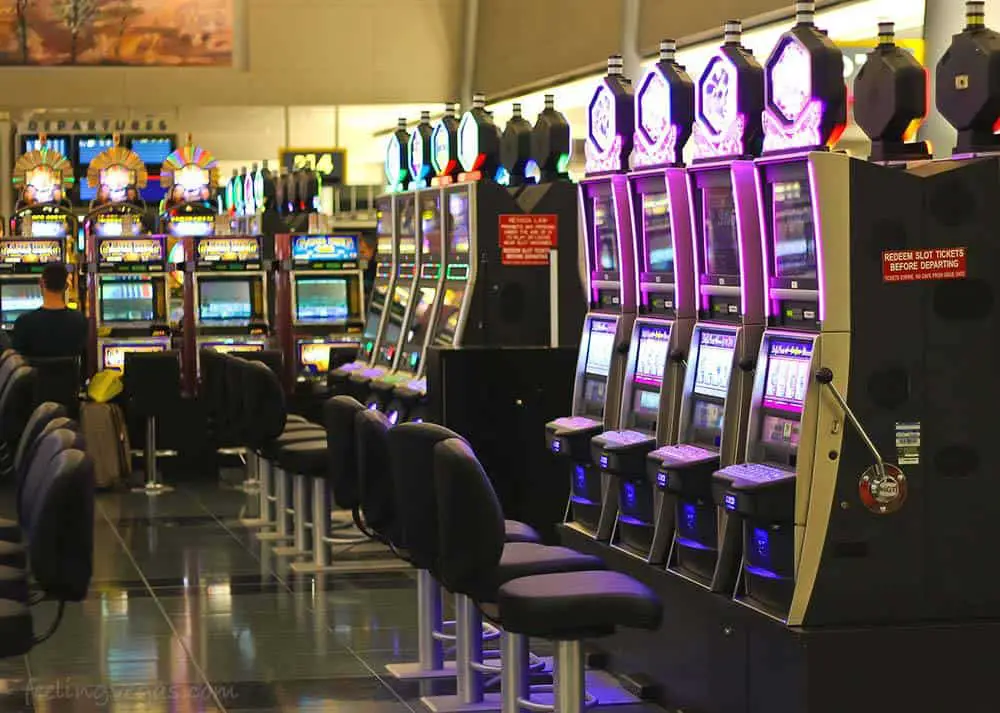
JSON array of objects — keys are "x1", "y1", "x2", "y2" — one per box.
[
  {"x1": 420, "y1": 693, "x2": 502, "y2": 713},
  {"x1": 131, "y1": 483, "x2": 173, "y2": 496},
  {"x1": 272, "y1": 545, "x2": 309, "y2": 558},
  {"x1": 384, "y1": 660, "x2": 457, "y2": 681},
  {"x1": 255, "y1": 531, "x2": 293, "y2": 542},
  {"x1": 239, "y1": 517, "x2": 269, "y2": 529}
]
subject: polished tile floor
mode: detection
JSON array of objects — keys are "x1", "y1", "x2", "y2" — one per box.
[{"x1": 0, "y1": 470, "x2": 660, "y2": 713}]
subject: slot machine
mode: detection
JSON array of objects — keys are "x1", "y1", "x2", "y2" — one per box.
[
  {"x1": 368, "y1": 110, "x2": 443, "y2": 416},
  {"x1": 710, "y1": 0, "x2": 853, "y2": 622},
  {"x1": 8, "y1": 137, "x2": 80, "y2": 311},
  {"x1": 274, "y1": 233, "x2": 365, "y2": 390},
  {"x1": 182, "y1": 235, "x2": 270, "y2": 381},
  {"x1": 546, "y1": 56, "x2": 637, "y2": 542},
  {"x1": 83, "y1": 136, "x2": 149, "y2": 240},
  {"x1": 348, "y1": 119, "x2": 415, "y2": 396},
  {"x1": 587, "y1": 39, "x2": 698, "y2": 564},
  {"x1": 641, "y1": 24, "x2": 768, "y2": 585}
]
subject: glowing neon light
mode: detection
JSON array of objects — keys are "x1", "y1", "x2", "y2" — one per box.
[
  {"x1": 633, "y1": 69, "x2": 680, "y2": 167},
  {"x1": 763, "y1": 100, "x2": 823, "y2": 152},
  {"x1": 753, "y1": 166, "x2": 772, "y2": 319},
  {"x1": 693, "y1": 114, "x2": 747, "y2": 158},
  {"x1": 458, "y1": 113, "x2": 482, "y2": 172},
  {"x1": 585, "y1": 134, "x2": 624, "y2": 173},
  {"x1": 771, "y1": 41, "x2": 812, "y2": 121},
  {"x1": 409, "y1": 130, "x2": 426, "y2": 180},
  {"x1": 806, "y1": 158, "x2": 826, "y2": 322},
  {"x1": 585, "y1": 84, "x2": 626, "y2": 173},
  {"x1": 693, "y1": 53, "x2": 746, "y2": 159},
  {"x1": 385, "y1": 136, "x2": 406, "y2": 187},
  {"x1": 431, "y1": 122, "x2": 453, "y2": 176}
]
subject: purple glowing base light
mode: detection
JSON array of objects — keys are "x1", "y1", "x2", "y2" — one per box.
[
  {"x1": 762, "y1": 100, "x2": 823, "y2": 152},
  {"x1": 633, "y1": 123, "x2": 680, "y2": 168},
  {"x1": 693, "y1": 114, "x2": 747, "y2": 159},
  {"x1": 585, "y1": 134, "x2": 624, "y2": 174}
]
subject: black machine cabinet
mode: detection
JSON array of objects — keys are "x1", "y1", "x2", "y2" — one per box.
[{"x1": 425, "y1": 345, "x2": 578, "y2": 542}]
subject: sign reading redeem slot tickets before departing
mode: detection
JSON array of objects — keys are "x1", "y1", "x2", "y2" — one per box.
[
  {"x1": 498, "y1": 214, "x2": 558, "y2": 266},
  {"x1": 882, "y1": 247, "x2": 967, "y2": 283}
]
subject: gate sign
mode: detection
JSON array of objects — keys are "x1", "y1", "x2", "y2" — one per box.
[
  {"x1": 280, "y1": 148, "x2": 346, "y2": 185},
  {"x1": 498, "y1": 214, "x2": 558, "y2": 266}
]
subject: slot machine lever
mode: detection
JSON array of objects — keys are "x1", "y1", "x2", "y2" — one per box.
[{"x1": 815, "y1": 367, "x2": 886, "y2": 479}]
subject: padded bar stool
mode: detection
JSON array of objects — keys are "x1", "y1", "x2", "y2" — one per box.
[
  {"x1": 428, "y1": 438, "x2": 603, "y2": 713},
  {"x1": 123, "y1": 351, "x2": 181, "y2": 494},
  {"x1": 0, "y1": 403, "x2": 66, "y2": 542},
  {"x1": 0, "y1": 362, "x2": 38, "y2": 476}
]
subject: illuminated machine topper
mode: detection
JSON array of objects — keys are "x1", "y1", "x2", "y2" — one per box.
[
  {"x1": 12, "y1": 136, "x2": 74, "y2": 206},
  {"x1": 103, "y1": 343, "x2": 167, "y2": 373},
  {"x1": 762, "y1": 2, "x2": 847, "y2": 153},
  {"x1": 431, "y1": 103, "x2": 460, "y2": 180},
  {"x1": 87, "y1": 135, "x2": 148, "y2": 204},
  {"x1": 457, "y1": 93, "x2": 501, "y2": 177},
  {"x1": 299, "y1": 341, "x2": 336, "y2": 373},
  {"x1": 97, "y1": 238, "x2": 165, "y2": 268},
  {"x1": 385, "y1": 118, "x2": 410, "y2": 189},
  {"x1": 409, "y1": 111, "x2": 434, "y2": 185},
  {"x1": 532, "y1": 94, "x2": 572, "y2": 181},
  {"x1": 0, "y1": 239, "x2": 62, "y2": 266},
  {"x1": 585, "y1": 55, "x2": 634, "y2": 174},
  {"x1": 196, "y1": 237, "x2": 261, "y2": 266},
  {"x1": 935, "y1": 1, "x2": 1000, "y2": 154},
  {"x1": 161, "y1": 137, "x2": 219, "y2": 203},
  {"x1": 167, "y1": 212, "x2": 215, "y2": 237},
  {"x1": 634, "y1": 40, "x2": 696, "y2": 167},
  {"x1": 692, "y1": 21, "x2": 765, "y2": 160},
  {"x1": 291, "y1": 234, "x2": 359, "y2": 264}
]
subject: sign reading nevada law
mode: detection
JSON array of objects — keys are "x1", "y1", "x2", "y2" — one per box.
[
  {"x1": 882, "y1": 247, "x2": 967, "y2": 283},
  {"x1": 498, "y1": 214, "x2": 558, "y2": 266}
]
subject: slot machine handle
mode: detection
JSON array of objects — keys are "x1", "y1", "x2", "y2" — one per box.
[
  {"x1": 738, "y1": 358, "x2": 756, "y2": 372},
  {"x1": 815, "y1": 367, "x2": 885, "y2": 479}
]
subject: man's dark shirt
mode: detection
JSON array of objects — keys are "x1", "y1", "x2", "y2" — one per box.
[{"x1": 12, "y1": 307, "x2": 87, "y2": 360}]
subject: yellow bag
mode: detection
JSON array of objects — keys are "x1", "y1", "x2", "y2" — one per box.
[{"x1": 87, "y1": 370, "x2": 123, "y2": 403}]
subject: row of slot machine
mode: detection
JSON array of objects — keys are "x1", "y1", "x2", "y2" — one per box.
[
  {"x1": 548, "y1": 0, "x2": 1000, "y2": 637},
  {"x1": 219, "y1": 162, "x2": 322, "y2": 217},
  {"x1": 330, "y1": 97, "x2": 585, "y2": 423},
  {"x1": 0, "y1": 135, "x2": 365, "y2": 392}
]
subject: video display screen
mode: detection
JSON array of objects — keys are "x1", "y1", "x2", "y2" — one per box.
[
  {"x1": 295, "y1": 277, "x2": 349, "y2": 323},
  {"x1": 129, "y1": 137, "x2": 174, "y2": 164},
  {"x1": 693, "y1": 330, "x2": 737, "y2": 399},
  {"x1": 643, "y1": 192, "x2": 673, "y2": 274},
  {"x1": 27, "y1": 218, "x2": 69, "y2": 238},
  {"x1": 398, "y1": 196, "x2": 416, "y2": 236},
  {"x1": 204, "y1": 342, "x2": 263, "y2": 355},
  {"x1": 378, "y1": 285, "x2": 410, "y2": 364},
  {"x1": 583, "y1": 377, "x2": 606, "y2": 414},
  {"x1": 762, "y1": 338, "x2": 813, "y2": 413},
  {"x1": 431, "y1": 287, "x2": 464, "y2": 347},
  {"x1": 404, "y1": 286, "x2": 437, "y2": 347},
  {"x1": 761, "y1": 414, "x2": 800, "y2": 450},
  {"x1": 375, "y1": 197, "x2": 391, "y2": 236},
  {"x1": 447, "y1": 191, "x2": 470, "y2": 255},
  {"x1": 692, "y1": 399, "x2": 725, "y2": 433},
  {"x1": 199, "y1": 280, "x2": 252, "y2": 322},
  {"x1": 168, "y1": 214, "x2": 215, "y2": 237},
  {"x1": 593, "y1": 194, "x2": 618, "y2": 271},
  {"x1": 22, "y1": 135, "x2": 69, "y2": 157},
  {"x1": 102, "y1": 343, "x2": 167, "y2": 372},
  {"x1": 299, "y1": 341, "x2": 336, "y2": 374},
  {"x1": 772, "y1": 179, "x2": 817, "y2": 279},
  {"x1": 77, "y1": 136, "x2": 114, "y2": 165},
  {"x1": 363, "y1": 284, "x2": 388, "y2": 341},
  {"x1": 0, "y1": 283, "x2": 42, "y2": 325},
  {"x1": 100, "y1": 277, "x2": 154, "y2": 322},
  {"x1": 140, "y1": 183, "x2": 167, "y2": 205},
  {"x1": 584, "y1": 318, "x2": 616, "y2": 377},
  {"x1": 633, "y1": 388, "x2": 660, "y2": 417},
  {"x1": 292, "y1": 235, "x2": 358, "y2": 263},
  {"x1": 421, "y1": 193, "x2": 442, "y2": 260},
  {"x1": 0, "y1": 239, "x2": 62, "y2": 265},
  {"x1": 702, "y1": 184, "x2": 739, "y2": 276},
  {"x1": 633, "y1": 324, "x2": 670, "y2": 386}
]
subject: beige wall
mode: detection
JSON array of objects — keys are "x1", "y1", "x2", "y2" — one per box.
[
  {"x1": 0, "y1": 0, "x2": 464, "y2": 108},
  {"x1": 474, "y1": 0, "x2": 622, "y2": 98}
]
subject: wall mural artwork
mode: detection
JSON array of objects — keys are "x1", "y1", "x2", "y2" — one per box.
[{"x1": 0, "y1": 0, "x2": 232, "y2": 66}]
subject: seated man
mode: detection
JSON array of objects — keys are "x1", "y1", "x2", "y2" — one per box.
[{"x1": 13, "y1": 263, "x2": 86, "y2": 361}]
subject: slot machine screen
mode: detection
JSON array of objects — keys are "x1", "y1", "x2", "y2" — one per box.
[
  {"x1": 0, "y1": 283, "x2": 42, "y2": 326},
  {"x1": 298, "y1": 341, "x2": 336, "y2": 375},
  {"x1": 28, "y1": 218, "x2": 68, "y2": 238},
  {"x1": 102, "y1": 343, "x2": 167, "y2": 372},
  {"x1": 447, "y1": 191, "x2": 470, "y2": 255},
  {"x1": 206, "y1": 342, "x2": 263, "y2": 355},
  {"x1": 375, "y1": 197, "x2": 391, "y2": 237},
  {"x1": 430, "y1": 287, "x2": 464, "y2": 347},
  {"x1": 363, "y1": 284, "x2": 388, "y2": 340},
  {"x1": 199, "y1": 280, "x2": 252, "y2": 322},
  {"x1": 693, "y1": 330, "x2": 737, "y2": 399},
  {"x1": 100, "y1": 277, "x2": 155, "y2": 322},
  {"x1": 21, "y1": 135, "x2": 70, "y2": 157},
  {"x1": 772, "y1": 179, "x2": 817, "y2": 279},
  {"x1": 581, "y1": 318, "x2": 616, "y2": 416},
  {"x1": 593, "y1": 194, "x2": 618, "y2": 271},
  {"x1": 633, "y1": 324, "x2": 670, "y2": 386},
  {"x1": 377, "y1": 285, "x2": 410, "y2": 365},
  {"x1": 702, "y1": 184, "x2": 739, "y2": 276},
  {"x1": 762, "y1": 338, "x2": 813, "y2": 413},
  {"x1": 295, "y1": 277, "x2": 349, "y2": 323},
  {"x1": 398, "y1": 197, "x2": 416, "y2": 236},
  {"x1": 421, "y1": 193, "x2": 443, "y2": 260},
  {"x1": 400, "y1": 286, "x2": 438, "y2": 369},
  {"x1": 642, "y1": 192, "x2": 673, "y2": 274}
]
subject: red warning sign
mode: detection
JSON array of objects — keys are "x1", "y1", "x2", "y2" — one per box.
[
  {"x1": 498, "y1": 214, "x2": 558, "y2": 266},
  {"x1": 882, "y1": 247, "x2": 967, "y2": 283}
]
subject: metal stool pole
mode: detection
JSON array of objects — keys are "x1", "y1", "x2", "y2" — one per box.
[
  {"x1": 134, "y1": 415, "x2": 172, "y2": 495},
  {"x1": 501, "y1": 632, "x2": 530, "y2": 713},
  {"x1": 274, "y1": 473, "x2": 310, "y2": 558},
  {"x1": 553, "y1": 641, "x2": 585, "y2": 713}
]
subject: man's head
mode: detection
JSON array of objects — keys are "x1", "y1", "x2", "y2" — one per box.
[{"x1": 40, "y1": 263, "x2": 69, "y2": 295}]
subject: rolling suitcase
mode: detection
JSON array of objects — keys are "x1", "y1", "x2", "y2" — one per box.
[{"x1": 80, "y1": 402, "x2": 131, "y2": 489}]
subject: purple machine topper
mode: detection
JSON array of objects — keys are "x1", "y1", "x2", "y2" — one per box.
[
  {"x1": 692, "y1": 21, "x2": 765, "y2": 161},
  {"x1": 585, "y1": 55, "x2": 635, "y2": 174},
  {"x1": 633, "y1": 40, "x2": 696, "y2": 168},
  {"x1": 761, "y1": 1, "x2": 847, "y2": 153}
]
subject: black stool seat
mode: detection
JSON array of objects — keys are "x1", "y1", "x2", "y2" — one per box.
[
  {"x1": 0, "y1": 599, "x2": 32, "y2": 657},
  {"x1": 0, "y1": 518, "x2": 19, "y2": 543},
  {"x1": 497, "y1": 570, "x2": 662, "y2": 640},
  {"x1": 0, "y1": 541, "x2": 26, "y2": 570},
  {"x1": 275, "y1": 440, "x2": 328, "y2": 477},
  {"x1": 467, "y1": 543, "x2": 603, "y2": 603},
  {"x1": 284, "y1": 420, "x2": 322, "y2": 431},
  {"x1": 287, "y1": 414, "x2": 308, "y2": 423},
  {"x1": 260, "y1": 429, "x2": 325, "y2": 459},
  {"x1": 0, "y1": 565, "x2": 28, "y2": 603},
  {"x1": 504, "y1": 520, "x2": 541, "y2": 544}
]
